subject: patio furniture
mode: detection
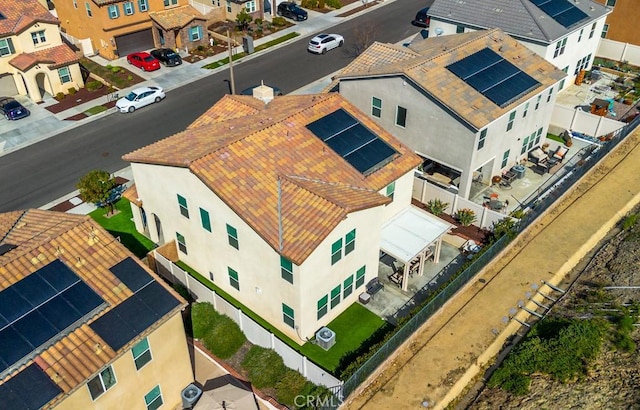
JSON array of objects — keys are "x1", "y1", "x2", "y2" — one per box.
[
  {"x1": 461, "y1": 239, "x2": 481, "y2": 254},
  {"x1": 359, "y1": 292, "x2": 371, "y2": 305},
  {"x1": 502, "y1": 170, "x2": 517, "y2": 183},
  {"x1": 366, "y1": 278, "x2": 384, "y2": 296},
  {"x1": 528, "y1": 147, "x2": 548, "y2": 165},
  {"x1": 552, "y1": 145, "x2": 569, "y2": 162}
]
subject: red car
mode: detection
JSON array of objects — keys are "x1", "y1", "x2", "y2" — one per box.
[{"x1": 126, "y1": 52, "x2": 160, "y2": 71}]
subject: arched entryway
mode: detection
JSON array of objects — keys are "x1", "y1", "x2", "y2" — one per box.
[
  {"x1": 35, "y1": 72, "x2": 53, "y2": 99},
  {"x1": 153, "y1": 213, "x2": 164, "y2": 244}
]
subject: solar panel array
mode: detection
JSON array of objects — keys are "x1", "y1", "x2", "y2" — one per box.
[
  {"x1": 0, "y1": 260, "x2": 105, "y2": 375},
  {"x1": 530, "y1": 0, "x2": 589, "y2": 28},
  {"x1": 90, "y1": 257, "x2": 180, "y2": 351},
  {"x1": 0, "y1": 364, "x2": 63, "y2": 409},
  {"x1": 306, "y1": 109, "x2": 398, "y2": 175},
  {"x1": 447, "y1": 48, "x2": 540, "y2": 108}
]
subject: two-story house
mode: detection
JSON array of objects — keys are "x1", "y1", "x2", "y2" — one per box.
[
  {"x1": 427, "y1": 0, "x2": 610, "y2": 90},
  {"x1": 594, "y1": 0, "x2": 639, "y2": 45},
  {"x1": 0, "y1": 0, "x2": 84, "y2": 102},
  {"x1": 122, "y1": 91, "x2": 430, "y2": 341},
  {"x1": 329, "y1": 29, "x2": 566, "y2": 200},
  {"x1": 0, "y1": 209, "x2": 192, "y2": 409}
]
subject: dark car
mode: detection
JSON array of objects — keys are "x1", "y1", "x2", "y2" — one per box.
[
  {"x1": 0, "y1": 97, "x2": 30, "y2": 120},
  {"x1": 150, "y1": 48, "x2": 182, "y2": 67},
  {"x1": 412, "y1": 7, "x2": 430, "y2": 28},
  {"x1": 277, "y1": 2, "x2": 308, "y2": 21}
]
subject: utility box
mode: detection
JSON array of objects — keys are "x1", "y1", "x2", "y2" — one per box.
[{"x1": 242, "y1": 35, "x2": 254, "y2": 54}]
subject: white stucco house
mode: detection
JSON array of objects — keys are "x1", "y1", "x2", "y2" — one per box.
[
  {"x1": 329, "y1": 28, "x2": 566, "y2": 200},
  {"x1": 122, "y1": 91, "x2": 453, "y2": 342},
  {"x1": 427, "y1": 0, "x2": 610, "y2": 91}
]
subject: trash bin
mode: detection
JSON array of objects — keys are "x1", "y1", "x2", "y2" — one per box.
[
  {"x1": 242, "y1": 35, "x2": 254, "y2": 54},
  {"x1": 512, "y1": 164, "x2": 526, "y2": 179}
]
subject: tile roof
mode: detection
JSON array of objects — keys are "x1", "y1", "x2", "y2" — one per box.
[
  {"x1": 9, "y1": 44, "x2": 79, "y2": 71},
  {"x1": 0, "y1": 209, "x2": 185, "y2": 407},
  {"x1": 124, "y1": 93, "x2": 422, "y2": 265},
  {"x1": 0, "y1": 0, "x2": 59, "y2": 36},
  {"x1": 428, "y1": 0, "x2": 610, "y2": 43},
  {"x1": 149, "y1": 5, "x2": 205, "y2": 30},
  {"x1": 332, "y1": 28, "x2": 566, "y2": 130}
]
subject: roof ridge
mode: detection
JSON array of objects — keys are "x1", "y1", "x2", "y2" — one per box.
[
  {"x1": 283, "y1": 175, "x2": 379, "y2": 213},
  {"x1": 518, "y1": 0, "x2": 553, "y2": 41},
  {"x1": 0, "y1": 210, "x2": 28, "y2": 245}
]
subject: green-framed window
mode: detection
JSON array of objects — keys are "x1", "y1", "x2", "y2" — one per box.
[
  {"x1": 138, "y1": 0, "x2": 148, "y2": 11},
  {"x1": 108, "y1": 4, "x2": 119, "y2": 18},
  {"x1": 282, "y1": 303, "x2": 294, "y2": 328},
  {"x1": 226, "y1": 224, "x2": 239, "y2": 249},
  {"x1": 0, "y1": 38, "x2": 15, "y2": 56},
  {"x1": 522, "y1": 102, "x2": 529, "y2": 118},
  {"x1": 535, "y1": 95, "x2": 541, "y2": 110},
  {"x1": 177, "y1": 194, "x2": 189, "y2": 218},
  {"x1": 176, "y1": 232, "x2": 187, "y2": 254},
  {"x1": 164, "y1": 0, "x2": 177, "y2": 5},
  {"x1": 123, "y1": 1, "x2": 134, "y2": 15},
  {"x1": 520, "y1": 136, "x2": 529, "y2": 155},
  {"x1": 330, "y1": 285, "x2": 341, "y2": 309},
  {"x1": 280, "y1": 256, "x2": 293, "y2": 284},
  {"x1": 58, "y1": 67, "x2": 72, "y2": 84},
  {"x1": 395, "y1": 106, "x2": 407, "y2": 127},
  {"x1": 478, "y1": 128, "x2": 487, "y2": 150},
  {"x1": 87, "y1": 366, "x2": 116, "y2": 400},
  {"x1": 506, "y1": 111, "x2": 516, "y2": 131},
  {"x1": 228, "y1": 267, "x2": 239, "y2": 290},
  {"x1": 199, "y1": 208, "x2": 211, "y2": 232},
  {"x1": 501, "y1": 150, "x2": 510, "y2": 169},
  {"x1": 589, "y1": 22, "x2": 596, "y2": 39},
  {"x1": 344, "y1": 229, "x2": 356, "y2": 255},
  {"x1": 534, "y1": 127, "x2": 543, "y2": 145},
  {"x1": 132, "y1": 337, "x2": 152, "y2": 370},
  {"x1": 343, "y1": 275, "x2": 354, "y2": 298},
  {"x1": 317, "y1": 295, "x2": 328, "y2": 319},
  {"x1": 386, "y1": 181, "x2": 395, "y2": 200},
  {"x1": 331, "y1": 238, "x2": 342, "y2": 265},
  {"x1": 144, "y1": 385, "x2": 163, "y2": 410},
  {"x1": 372, "y1": 97, "x2": 382, "y2": 118},
  {"x1": 547, "y1": 87, "x2": 553, "y2": 103},
  {"x1": 190, "y1": 26, "x2": 202, "y2": 41},
  {"x1": 85, "y1": 2, "x2": 92, "y2": 17},
  {"x1": 355, "y1": 266, "x2": 366, "y2": 288}
]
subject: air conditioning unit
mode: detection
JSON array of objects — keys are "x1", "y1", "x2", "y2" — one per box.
[
  {"x1": 181, "y1": 383, "x2": 203, "y2": 409},
  {"x1": 316, "y1": 327, "x2": 336, "y2": 351}
]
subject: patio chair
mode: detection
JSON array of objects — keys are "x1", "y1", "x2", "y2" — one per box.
[
  {"x1": 366, "y1": 278, "x2": 384, "y2": 296},
  {"x1": 528, "y1": 147, "x2": 548, "y2": 165},
  {"x1": 551, "y1": 145, "x2": 569, "y2": 162}
]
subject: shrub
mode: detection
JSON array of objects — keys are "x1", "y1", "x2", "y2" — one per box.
[
  {"x1": 318, "y1": 0, "x2": 326, "y2": 8},
  {"x1": 127, "y1": 75, "x2": 133, "y2": 81},
  {"x1": 491, "y1": 217, "x2": 517, "y2": 241},
  {"x1": 55, "y1": 92, "x2": 65, "y2": 100},
  {"x1": 86, "y1": 80, "x2": 104, "y2": 91},
  {"x1": 110, "y1": 65, "x2": 121, "y2": 74},
  {"x1": 242, "y1": 346, "x2": 286, "y2": 388},
  {"x1": 426, "y1": 198, "x2": 449, "y2": 216},
  {"x1": 191, "y1": 302, "x2": 218, "y2": 339},
  {"x1": 455, "y1": 208, "x2": 476, "y2": 226},
  {"x1": 67, "y1": 87, "x2": 77, "y2": 95},
  {"x1": 302, "y1": 0, "x2": 319, "y2": 7},
  {"x1": 272, "y1": 16, "x2": 287, "y2": 26},
  {"x1": 622, "y1": 213, "x2": 638, "y2": 231},
  {"x1": 202, "y1": 315, "x2": 246, "y2": 359},
  {"x1": 325, "y1": 0, "x2": 341, "y2": 8},
  {"x1": 274, "y1": 368, "x2": 308, "y2": 406}
]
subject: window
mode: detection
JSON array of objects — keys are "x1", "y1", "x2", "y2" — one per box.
[
  {"x1": 281, "y1": 256, "x2": 293, "y2": 284},
  {"x1": 589, "y1": 22, "x2": 596, "y2": 39},
  {"x1": 559, "y1": 66, "x2": 568, "y2": 90},
  {"x1": 331, "y1": 238, "x2": 342, "y2": 265},
  {"x1": 528, "y1": 131, "x2": 535, "y2": 151},
  {"x1": 87, "y1": 366, "x2": 116, "y2": 400},
  {"x1": 456, "y1": 25, "x2": 465, "y2": 33},
  {"x1": 199, "y1": 208, "x2": 211, "y2": 232},
  {"x1": 535, "y1": 127, "x2": 543, "y2": 145},
  {"x1": 522, "y1": 102, "x2": 529, "y2": 118},
  {"x1": 606, "y1": 0, "x2": 616, "y2": 6},
  {"x1": 395, "y1": 106, "x2": 407, "y2": 127},
  {"x1": 506, "y1": 111, "x2": 516, "y2": 131},
  {"x1": 228, "y1": 267, "x2": 239, "y2": 290},
  {"x1": 282, "y1": 304, "x2": 294, "y2": 328},
  {"x1": 108, "y1": 4, "x2": 119, "y2": 18},
  {"x1": 478, "y1": 128, "x2": 487, "y2": 150},
  {"x1": 317, "y1": 295, "x2": 328, "y2": 319},
  {"x1": 123, "y1": 2, "x2": 134, "y2": 15},
  {"x1": 520, "y1": 136, "x2": 529, "y2": 155},
  {"x1": 501, "y1": 149, "x2": 510, "y2": 168},
  {"x1": 535, "y1": 95, "x2": 541, "y2": 110},
  {"x1": 73, "y1": 0, "x2": 77, "y2": 8},
  {"x1": 31, "y1": 30, "x2": 46, "y2": 45},
  {"x1": 132, "y1": 338, "x2": 152, "y2": 370},
  {"x1": 343, "y1": 275, "x2": 353, "y2": 298},
  {"x1": 601, "y1": 24, "x2": 609, "y2": 39},
  {"x1": 371, "y1": 97, "x2": 382, "y2": 118},
  {"x1": 344, "y1": 229, "x2": 356, "y2": 255},
  {"x1": 190, "y1": 26, "x2": 202, "y2": 41},
  {"x1": 575, "y1": 55, "x2": 591, "y2": 75},
  {"x1": 577, "y1": 28, "x2": 583, "y2": 42},
  {"x1": 226, "y1": 224, "x2": 239, "y2": 249},
  {"x1": 226, "y1": 0, "x2": 232, "y2": 12},
  {"x1": 355, "y1": 266, "x2": 365, "y2": 288},
  {"x1": 144, "y1": 385, "x2": 163, "y2": 410},
  {"x1": 0, "y1": 38, "x2": 15, "y2": 56},
  {"x1": 177, "y1": 194, "x2": 189, "y2": 218},
  {"x1": 553, "y1": 38, "x2": 567, "y2": 58},
  {"x1": 58, "y1": 67, "x2": 72, "y2": 84},
  {"x1": 176, "y1": 233, "x2": 187, "y2": 254},
  {"x1": 138, "y1": 0, "x2": 148, "y2": 12},
  {"x1": 85, "y1": 2, "x2": 92, "y2": 17},
  {"x1": 546, "y1": 87, "x2": 553, "y2": 103},
  {"x1": 385, "y1": 181, "x2": 395, "y2": 200},
  {"x1": 245, "y1": 1, "x2": 256, "y2": 12},
  {"x1": 330, "y1": 285, "x2": 341, "y2": 309},
  {"x1": 209, "y1": 271, "x2": 214, "y2": 282},
  {"x1": 164, "y1": 0, "x2": 178, "y2": 5}
]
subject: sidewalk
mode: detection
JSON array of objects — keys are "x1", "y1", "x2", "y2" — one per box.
[{"x1": 0, "y1": 1, "x2": 389, "y2": 157}]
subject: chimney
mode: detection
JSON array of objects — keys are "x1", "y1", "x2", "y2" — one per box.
[{"x1": 252, "y1": 80, "x2": 275, "y2": 104}]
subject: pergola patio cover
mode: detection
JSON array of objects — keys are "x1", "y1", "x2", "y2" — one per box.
[{"x1": 380, "y1": 206, "x2": 452, "y2": 263}]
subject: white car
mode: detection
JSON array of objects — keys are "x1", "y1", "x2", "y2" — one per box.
[
  {"x1": 307, "y1": 33, "x2": 344, "y2": 54},
  {"x1": 115, "y1": 86, "x2": 165, "y2": 113}
]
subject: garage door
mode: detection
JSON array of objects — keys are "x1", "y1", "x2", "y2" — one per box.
[
  {"x1": 0, "y1": 74, "x2": 18, "y2": 96},
  {"x1": 115, "y1": 29, "x2": 154, "y2": 57}
]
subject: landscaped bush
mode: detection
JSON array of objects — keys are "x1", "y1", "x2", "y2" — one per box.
[
  {"x1": 242, "y1": 346, "x2": 286, "y2": 388},
  {"x1": 426, "y1": 198, "x2": 449, "y2": 216},
  {"x1": 202, "y1": 314, "x2": 246, "y2": 359},
  {"x1": 272, "y1": 16, "x2": 287, "y2": 26},
  {"x1": 302, "y1": 0, "x2": 319, "y2": 7},
  {"x1": 325, "y1": 0, "x2": 341, "y2": 8},
  {"x1": 86, "y1": 80, "x2": 104, "y2": 91},
  {"x1": 455, "y1": 208, "x2": 477, "y2": 226},
  {"x1": 490, "y1": 217, "x2": 518, "y2": 241},
  {"x1": 274, "y1": 368, "x2": 308, "y2": 406},
  {"x1": 67, "y1": 87, "x2": 77, "y2": 95},
  {"x1": 55, "y1": 91, "x2": 65, "y2": 100}
]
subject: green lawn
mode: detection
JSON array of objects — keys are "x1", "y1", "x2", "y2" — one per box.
[{"x1": 89, "y1": 198, "x2": 155, "y2": 258}]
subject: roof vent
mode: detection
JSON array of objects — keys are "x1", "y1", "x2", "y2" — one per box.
[
  {"x1": 315, "y1": 327, "x2": 336, "y2": 350},
  {"x1": 181, "y1": 383, "x2": 203, "y2": 409}
]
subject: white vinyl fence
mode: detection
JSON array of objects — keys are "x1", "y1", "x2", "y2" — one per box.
[
  {"x1": 189, "y1": 0, "x2": 216, "y2": 14},
  {"x1": 153, "y1": 251, "x2": 342, "y2": 390},
  {"x1": 597, "y1": 39, "x2": 640, "y2": 67},
  {"x1": 550, "y1": 104, "x2": 626, "y2": 138}
]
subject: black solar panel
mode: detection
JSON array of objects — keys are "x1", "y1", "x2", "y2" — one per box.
[
  {"x1": 138, "y1": 281, "x2": 181, "y2": 317},
  {"x1": 306, "y1": 109, "x2": 398, "y2": 175},
  {"x1": 447, "y1": 48, "x2": 540, "y2": 108},
  {"x1": 38, "y1": 259, "x2": 78, "y2": 292},
  {"x1": 530, "y1": 0, "x2": 588, "y2": 28},
  {"x1": 109, "y1": 257, "x2": 154, "y2": 293},
  {"x1": 0, "y1": 364, "x2": 62, "y2": 410},
  {"x1": 89, "y1": 308, "x2": 138, "y2": 352}
]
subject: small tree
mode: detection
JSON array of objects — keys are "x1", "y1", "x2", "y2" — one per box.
[
  {"x1": 235, "y1": 8, "x2": 253, "y2": 32},
  {"x1": 426, "y1": 198, "x2": 449, "y2": 216},
  {"x1": 77, "y1": 170, "x2": 117, "y2": 215},
  {"x1": 455, "y1": 208, "x2": 477, "y2": 226}
]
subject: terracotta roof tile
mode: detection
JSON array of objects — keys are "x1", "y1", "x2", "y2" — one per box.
[
  {"x1": 334, "y1": 28, "x2": 566, "y2": 129},
  {"x1": 149, "y1": 5, "x2": 205, "y2": 30},
  {"x1": 124, "y1": 93, "x2": 421, "y2": 264},
  {"x1": 0, "y1": 0, "x2": 59, "y2": 36},
  {"x1": 9, "y1": 44, "x2": 79, "y2": 71}
]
